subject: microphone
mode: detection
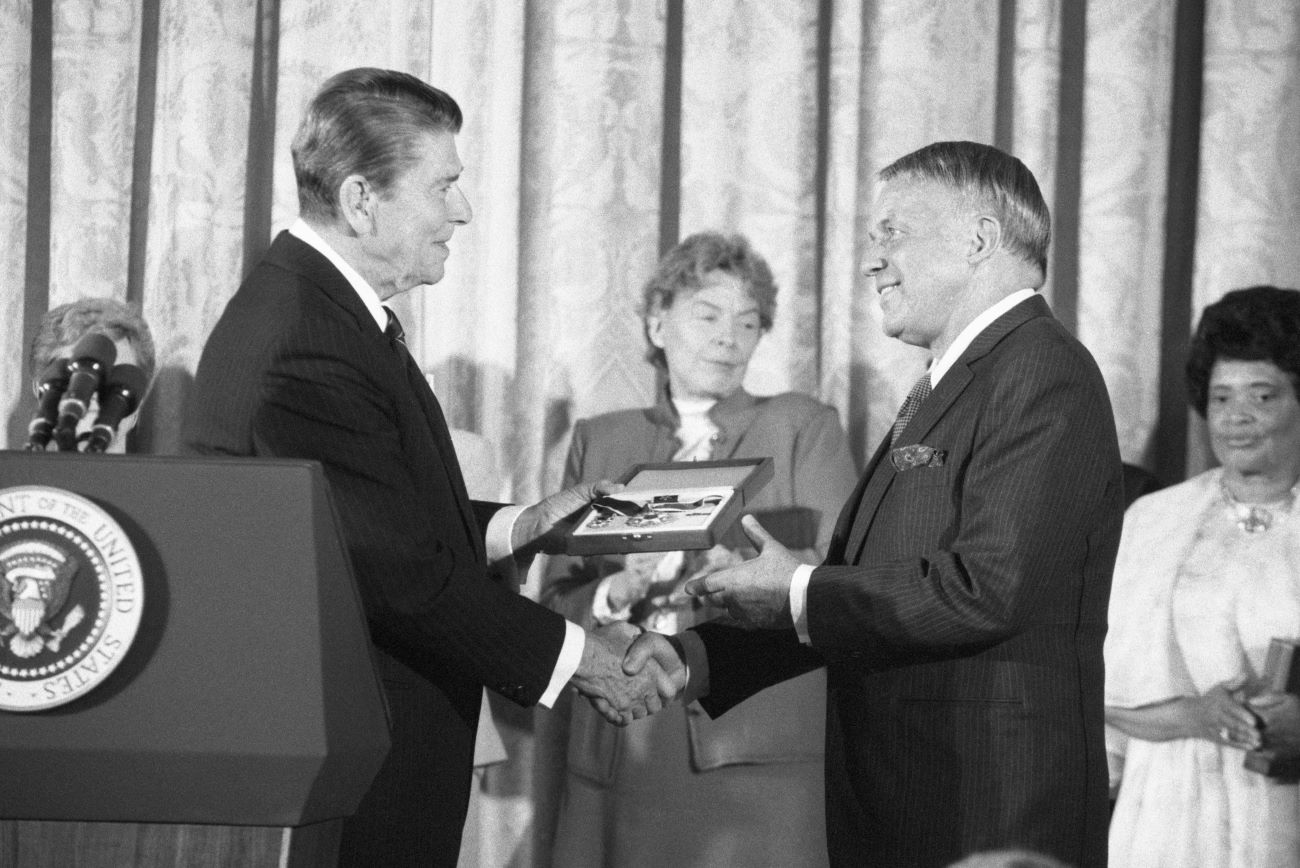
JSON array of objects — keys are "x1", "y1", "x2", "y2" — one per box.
[
  {"x1": 53, "y1": 333, "x2": 117, "y2": 451},
  {"x1": 25, "y1": 358, "x2": 71, "y2": 450},
  {"x1": 84, "y1": 364, "x2": 148, "y2": 454}
]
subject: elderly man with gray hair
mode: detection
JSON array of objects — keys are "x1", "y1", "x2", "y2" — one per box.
[{"x1": 183, "y1": 68, "x2": 679, "y2": 866}]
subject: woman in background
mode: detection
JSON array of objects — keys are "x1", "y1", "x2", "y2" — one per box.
[
  {"x1": 1105, "y1": 285, "x2": 1300, "y2": 867},
  {"x1": 541, "y1": 231, "x2": 855, "y2": 867}
]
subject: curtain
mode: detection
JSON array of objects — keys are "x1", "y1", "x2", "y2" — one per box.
[
  {"x1": 5, "y1": 0, "x2": 1300, "y2": 488},
  {"x1": 4, "y1": 2, "x2": 1299, "y2": 865}
]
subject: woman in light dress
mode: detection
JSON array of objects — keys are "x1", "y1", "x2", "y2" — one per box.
[{"x1": 1106, "y1": 285, "x2": 1300, "y2": 867}]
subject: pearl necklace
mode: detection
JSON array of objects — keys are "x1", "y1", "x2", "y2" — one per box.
[{"x1": 1220, "y1": 476, "x2": 1299, "y2": 534}]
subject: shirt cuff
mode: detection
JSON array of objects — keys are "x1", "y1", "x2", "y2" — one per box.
[
  {"x1": 485, "y1": 504, "x2": 527, "y2": 563},
  {"x1": 538, "y1": 619, "x2": 585, "y2": 708},
  {"x1": 591, "y1": 574, "x2": 633, "y2": 625},
  {"x1": 790, "y1": 563, "x2": 815, "y2": 645},
  {"x1": 676, "y1": 629, "x2": 710, "y2": 705}
]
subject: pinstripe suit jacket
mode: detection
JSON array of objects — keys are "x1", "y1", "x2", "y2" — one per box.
[
  {"x1": 695, "y1": 295, "x2": 1123, "y2": 868},
  {"x1": 182, "y1": 231, "x2": 568, "y2": 863}
]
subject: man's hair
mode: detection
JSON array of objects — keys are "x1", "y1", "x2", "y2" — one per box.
[
  {"x1": 640, "y1": 231, "x2": 778, "y2": 370},
  {"x1": 880, "y1": 140, "x2": 1051, "y2": 277},
  {"x1": 1185, "y1": 284, "x2": 1300, "y2": 417},
  {"x1": 291, "y1": 67, "x2": 463, "y2": 221},
  {"x1": 30, "y1": 297, "x2": 157, "y2": 385}
]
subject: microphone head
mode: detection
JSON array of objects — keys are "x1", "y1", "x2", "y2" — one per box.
[
  {"x1": 83, "y1": 363, "x2": 149, "y2": 453},
  {"x1": 100, "y1": 363, "x2": 149, "y2": 413},
  {"x1": 36, "y1": 358, "x2": 70, "y2": 393},
  {"x1": 69, "y1": 332, "x2": 117, "y2": 369}
]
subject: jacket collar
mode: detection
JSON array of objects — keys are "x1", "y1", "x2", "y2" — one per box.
[
  {"x1": 897, "y1": 293, "x2": 1052, "y2": 450},
  {"x1": 263, "y1": 231, "x2": 382, "y2": 341},
  {"x1": 645, "y1": 378, "x2": 760, "y2": 459}
]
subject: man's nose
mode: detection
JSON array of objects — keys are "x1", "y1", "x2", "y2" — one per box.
[
  {"x1": 449, "y1": 185, "x2": 472, "y2": 225},
  {"x1": 860, "y1": 248, "x2": 885, "y2": 276}
]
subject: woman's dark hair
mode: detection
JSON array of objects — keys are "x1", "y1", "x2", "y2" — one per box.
[{"x1": 1186, "y1": 285, "x2": 1300, "y2": 416}]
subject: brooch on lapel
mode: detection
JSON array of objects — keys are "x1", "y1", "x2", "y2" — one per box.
[{"x1": 890, "y1": 444, "x2": 947, "y2": 472}]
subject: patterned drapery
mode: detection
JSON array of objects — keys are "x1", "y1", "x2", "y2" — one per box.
[
  {"x1": 4, "y1": 3, "x2": 1300, "y2": 865},
  {"x1": 4, "y1": 0, "x2": 1299, "y2": 488}
]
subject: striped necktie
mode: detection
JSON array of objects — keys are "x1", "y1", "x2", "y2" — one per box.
[{"x1": 890, "y1": 373, "x2": 932, "y2": 446}]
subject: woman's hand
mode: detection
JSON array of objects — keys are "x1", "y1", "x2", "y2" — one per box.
[
  {"x1": 1180, "y1": 677, "x2": 1262, "y2": 749},
  {"x1": 1106, "y1": 675, "x2": 1262, "y2": 748},
  {"x1": 605, "y1": 552, "x2": 671, "y2": 613},
  {"x1": 1249, "y1": 692, "x2": 1300, "y2": 756}
]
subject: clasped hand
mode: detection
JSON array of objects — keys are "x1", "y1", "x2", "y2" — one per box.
[
  {"x1": 571, "y1": 623, "x2": 688, "y2": 726},
  {"x1": 1187, "y1": 677, "x2": 1264, "y2": 749}
]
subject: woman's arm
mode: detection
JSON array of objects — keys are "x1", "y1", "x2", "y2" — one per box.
[{"x1": 1106, "y1": 678, "x2": 1262, "y2": 748}]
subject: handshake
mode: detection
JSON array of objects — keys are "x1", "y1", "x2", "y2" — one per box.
[{"x1": 569, "y1": 624, "x2": 689, "y2": 726}]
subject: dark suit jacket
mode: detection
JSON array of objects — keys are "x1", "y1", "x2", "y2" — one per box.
[
  {"x1": 695, "y1": 295, "x2": 1123, "y2": 868},
  {"x1": 182, "y1": 231, "x2": 568, "y2": 866}
]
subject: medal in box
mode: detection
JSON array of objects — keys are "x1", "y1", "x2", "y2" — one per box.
[{"x1": 565, "y1": 457, "x2": 774, "y2": 555}]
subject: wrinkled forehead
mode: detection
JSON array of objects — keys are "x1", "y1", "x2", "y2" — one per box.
[{"x1": 871, "y1": 176, "x2": 965, "y2": 223}]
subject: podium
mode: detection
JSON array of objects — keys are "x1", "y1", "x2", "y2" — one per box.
[{"x1": 0, "y1": 452, "x2": 389, "y2": 867}]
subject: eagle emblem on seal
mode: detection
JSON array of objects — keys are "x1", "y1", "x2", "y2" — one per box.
[{"x1": 0, "y1": 540, "x2": 84, "y2": 659}]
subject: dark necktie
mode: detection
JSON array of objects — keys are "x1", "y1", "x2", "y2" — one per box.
[
  {"x1": 890, "y1": 372, "x2": 932, "y2": 446},
  {"x1": 385, "y1": 307, "x2": 413, "y2": 362}
]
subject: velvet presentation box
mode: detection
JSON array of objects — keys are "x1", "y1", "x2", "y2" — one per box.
[{"x1": 566, "y1": 457, "x2": 773, "y2": 555}]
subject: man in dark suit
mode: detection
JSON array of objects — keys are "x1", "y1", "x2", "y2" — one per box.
[
  {"x1": 183, "y1": 68, "x2": 674, "y2": 867},
  {"x1": 632, "y1": 141, "x2": 1123, "y2": 867}
]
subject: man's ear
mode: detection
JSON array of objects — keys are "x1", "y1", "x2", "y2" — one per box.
[
  {"x1": 338, "y1": 174, "x2": 377, "y2": 236},
  {"x1": 968, "y1": 214, "x2": 1002, "y2": 264}
]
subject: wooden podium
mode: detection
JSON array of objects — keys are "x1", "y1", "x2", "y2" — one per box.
[{"x1": 0, "y1": 452, "x2": 390, "y2": 867}]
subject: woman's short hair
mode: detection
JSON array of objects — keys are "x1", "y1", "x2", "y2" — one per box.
[
  {"x1": 292, "y1": 67, "x2": 462, "y2": 221},
  {"x1": 1185, "y1": 284, "x2": 1300, "y2": 416},
  {"x1": 640, "y1": 231, "x2": 778, "y2": 369},
  {"x1": 30, "y1": 297, "x2": 157, "y2": 384}
]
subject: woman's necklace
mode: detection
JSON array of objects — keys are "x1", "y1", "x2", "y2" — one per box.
[{"x1": 1220, "y1": 475, "x2": 1300, "y2": 534}]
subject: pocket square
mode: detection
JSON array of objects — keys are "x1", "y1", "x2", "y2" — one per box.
[{"x1": 890, "y1": 444, "x2": 947, "y2": 472}]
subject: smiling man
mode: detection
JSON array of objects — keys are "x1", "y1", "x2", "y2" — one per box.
[
  {"x1": 632, "y1": 141, "x2": 1125, "y2": 867},
  {"x1": 183, "y1": 68, "x2": 678, "y2": 867}
]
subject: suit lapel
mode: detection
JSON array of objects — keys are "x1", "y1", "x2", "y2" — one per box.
[
  {"x1": 707, "y1": 391, "x2": 758, "y2": 460},
  {"x1": 839, "y1": 295, "x2": 1052, "y2": 564},
  {"x1": 269, "y1": 232, "x2": 485, "y2": 562},
  {"x1": 831, "y1": 437, "x2": 890, "y2": 562},
  {"x1": 395, "y1": 353, "x2": 484, "y2": 562}
]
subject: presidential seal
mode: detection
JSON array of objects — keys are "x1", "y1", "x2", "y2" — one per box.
[{"x1": 0, "y1": 485, "x2": 143, "y2": 712}]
